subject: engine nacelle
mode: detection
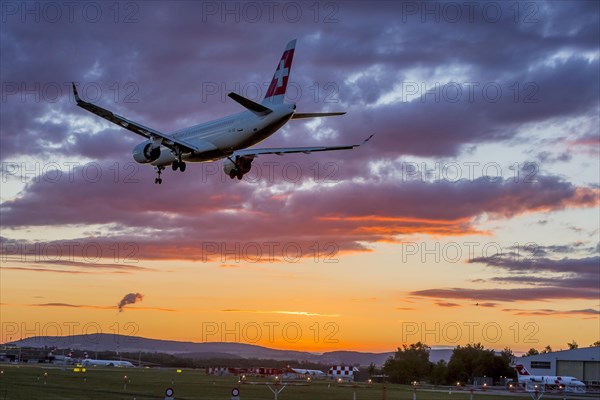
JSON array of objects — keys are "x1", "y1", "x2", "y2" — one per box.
[
  {"x1": 223, "y1": 155, "x2": 255, "y2": 179},
  {"x1": 132, "y1": 142, "x2": 161, "y2": 164}
]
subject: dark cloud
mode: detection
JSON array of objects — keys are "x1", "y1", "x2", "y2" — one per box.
[
  {"x1": 435, "y1": 302, "x2": 461, "y2": 308},
  {"x1": 535, "y1": 151, "x2": 572, "y2": 164},
  {"x1": 412, "y1": 246, "x2": 600, "y2": 304},
  {"x1": 2, "y1": 267, "x2": 87, "y2": 275},
  {"x1": 32, "y1": 302, "x2": 112, "y2": 309},
  {"x1": 476, "y1": 302, "x2": 498, "y2": 308},
  {"x1": 27, "y1": 302, "x2": 174, "y2": 312},
  {"x1": 501, "y1": 308, "x2": 599, "y2": 317},
  {"x1": 117, "y1": 292, "x2": 144, "y2": 312},
  {"x1": 412, "y1": 286, "x2": 598, "y2": 302},
  {"x1": 1, "y1": 1, "x2": 598, "y2": 163},
  {"x1": 473, "y1": 254, "x2": 599, "y2": 276},
  {"x1": 39, "y1": 260, "x2": 151, "y2": 271},
  {"x1": 0, "y1": 166, "x2": 596, "y2": 262}
]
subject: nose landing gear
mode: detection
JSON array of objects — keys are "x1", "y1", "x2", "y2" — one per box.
[{"x1": 154, "y1": 166, "x2": 164, "y2": 184}]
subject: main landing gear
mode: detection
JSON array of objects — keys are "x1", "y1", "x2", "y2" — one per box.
[
  {"x1": 171, "y1": 159, "x2": 186, "y2": 172},
  {"x1": 229, "y1": 169, "x2": 244, "y2": 180},
  {"x1": 154, "y1": 166, "x2": 164, "y2": 184}
]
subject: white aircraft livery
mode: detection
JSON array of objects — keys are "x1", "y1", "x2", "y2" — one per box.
[
  {"x1": 73, "y1": 39, "x2": 372, "y2": 184},
  {"x1": 81, "y1": 359, "x2": 135, "y2": 368},
  {"x1": 515, "y1": 364, "x2": 586, "y2": 392}
]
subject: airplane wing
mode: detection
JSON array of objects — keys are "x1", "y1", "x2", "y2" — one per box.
[
  {"x1": 291, "y1": 112, "x2": 346, "y2": 119},
  {"x1": 72, "y1": 83, "x2": 199, "y2": 153},
  {"x1": 232, "y1": 134, "x2": 373, "y2": 157}
]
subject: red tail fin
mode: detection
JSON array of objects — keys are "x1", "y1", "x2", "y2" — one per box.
[
  {"x1": 515, "y1": 364, "x2": 530, "y2": 375},
  {"x1": 263, "y1": 39, "x2": 296, "y2": 105}
]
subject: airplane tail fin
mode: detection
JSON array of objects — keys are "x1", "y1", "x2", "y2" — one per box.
[
  {"x1": 515, "y1": 364, "x2": 530, "y2": 375},
  {"x1": 263, "y1": 39, "x2": 296, "y2": 105}
]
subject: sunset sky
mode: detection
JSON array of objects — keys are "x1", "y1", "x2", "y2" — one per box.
[{"x1": 1, "y1": 1, "x2": 599, "y2": 354}]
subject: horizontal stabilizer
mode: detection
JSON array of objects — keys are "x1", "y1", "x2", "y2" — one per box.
[
  {"x1": 228, "y1": 92, "x2": 272, "y2": 116},
  {"x1": 291, "y1": 112, "x2": 346, "y2": 119}
]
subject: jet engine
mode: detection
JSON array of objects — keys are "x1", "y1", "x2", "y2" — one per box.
[
  {"x1": 132, "y1": 142, "x2": 161, "y2": 163},
  {"x1": 223, "y1": 155, "x2": 255, "y2": 180}
]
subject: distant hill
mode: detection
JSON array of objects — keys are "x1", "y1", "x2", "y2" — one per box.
[
  {"x1": 319, "y1": 351, "x2": 393, "y2": 366},
  {"x1": 429, "y1": 348, "x2": 454, "y2": 364},
  {"x1": 6, "y1": 334, "x2": 454, "y2": 366},
  {"x1": 179, "y1": 351, "x2": 244, "y2": 360}
]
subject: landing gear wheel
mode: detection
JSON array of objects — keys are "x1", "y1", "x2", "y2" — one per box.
[
  {"x1": 172, "y1": 160, "x2": 179, "y2": 171},
  {"x1": 179, "y1": 161, "x2": 186, "y2": 172},
  {"x1": 236, "y1": 171, "x2": 244, "y2": 180},
  {"x1": 154, "y1": 166, "x2": 165, "y2": 184},
  {"x1": 229, "y1": 169, "x2": 237, "y2": 179}
]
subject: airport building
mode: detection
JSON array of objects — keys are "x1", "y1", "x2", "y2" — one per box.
[{"x1": 518, "y1": 347, "x2": 600, "y2": 384}]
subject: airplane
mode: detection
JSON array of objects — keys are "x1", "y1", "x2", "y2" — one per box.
[
  {"x1": 514, "y1": 364, "x2": 586, "y2": 392},
  {"x1": 81, "y1": 359, "x2": 135, "y2": 368},
  {"x1": 72, "y1": 39, "x2": 373, "y2": 184}
]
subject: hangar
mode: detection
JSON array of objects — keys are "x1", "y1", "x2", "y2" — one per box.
[{"x1": 518, "y1": 347, "x2": 600, "y2": 384}]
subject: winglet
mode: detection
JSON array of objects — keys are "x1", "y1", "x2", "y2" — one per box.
[
  {"x1": 361, "y1": 134, "x2": 375, "y2": 145},
  {"x1": 72, "y1": 82, "x2": 82, "y2": 103}
]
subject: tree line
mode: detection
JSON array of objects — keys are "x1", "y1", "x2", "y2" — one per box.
[
  {"x1": 380, "y1": 340, "x2": 600, "y2": 385},
  {"x1": 380, "y1": 342, "x2": 515, "y2": 385}
]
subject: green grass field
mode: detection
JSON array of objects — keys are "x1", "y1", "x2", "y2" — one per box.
[{"x1": 0, "y1": 364, "x2": 583, "y2": 400}]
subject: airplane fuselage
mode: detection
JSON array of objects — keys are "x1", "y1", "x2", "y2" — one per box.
[
  {"x1": 144, "y1": 103, "x2": 295, "y2": 166},
  {"x1": 517, "y1": 375, "x2": 585, "y2": 387}
]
